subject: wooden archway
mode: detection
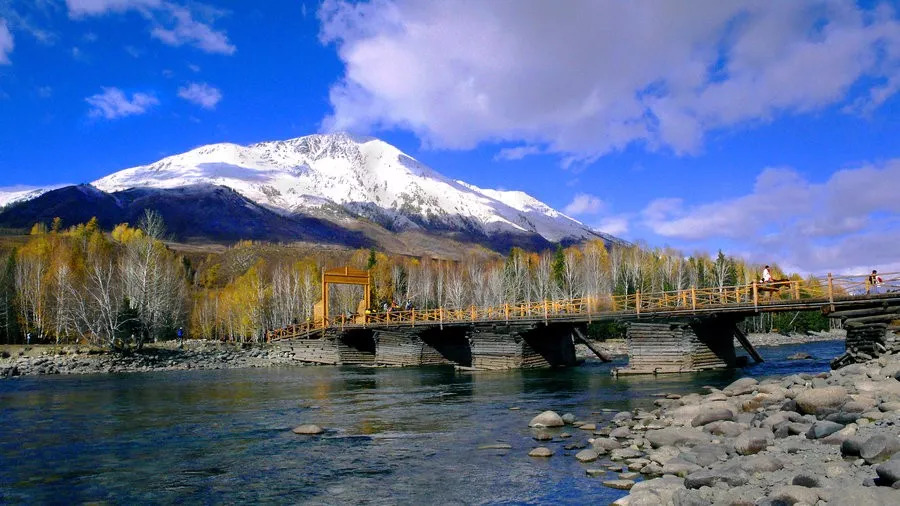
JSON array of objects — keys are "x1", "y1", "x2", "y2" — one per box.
[{"x1": 320, "y1": 266, "x2": 371, "y2": 327}]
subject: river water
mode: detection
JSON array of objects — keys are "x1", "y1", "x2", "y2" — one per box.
[{"x1": 1, "y1": 340, "x2": 844, "y2": 505}]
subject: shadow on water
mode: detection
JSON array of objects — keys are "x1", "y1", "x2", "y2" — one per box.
[{"x1": 0, "y1": 340, "x2": 844, "y2": 504}]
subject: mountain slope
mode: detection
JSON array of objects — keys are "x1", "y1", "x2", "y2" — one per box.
[
  {"x1": 0, "y1": 184, "x2": 370, "y2": 246},
  {"x1": 91, "y1": 133, "x2": 614, "y2": 245}
]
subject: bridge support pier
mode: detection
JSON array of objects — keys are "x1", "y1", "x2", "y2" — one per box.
[
  {"x1": 616, "y1": 317, "x2": 742, "y2": 375},
  {"x1": 467, "y1": 323, "x2": 577, "y2": 370},
  {"x1": 829, "y1": 302, "x2": 900, "y2": 368}
]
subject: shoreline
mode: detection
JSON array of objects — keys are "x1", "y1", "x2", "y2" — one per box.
[{"x1": 0, "y1": 340, "x2": 299, "y2": 378}]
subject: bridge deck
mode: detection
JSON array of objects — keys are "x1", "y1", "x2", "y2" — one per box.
[{"x1": 268, "y1": 272, "x2": 900, "y2": 341}]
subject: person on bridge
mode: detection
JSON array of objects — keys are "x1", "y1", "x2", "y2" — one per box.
[
  {"x1": 868, "y1": 270, "x2": 884, "y2": 294},
  {"x1": 762, "y1": 265, "x2": 773, "y2": 283}
]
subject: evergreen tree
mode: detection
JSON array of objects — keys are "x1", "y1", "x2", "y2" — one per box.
[
  {"x1": 366, "y1": 248, "x2": 377, "y2": 270},
  {"x1": 551, "y1": 244, "x2": 566, "y2": 292}
]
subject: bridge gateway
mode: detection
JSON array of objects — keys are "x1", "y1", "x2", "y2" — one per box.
[{"x1": 267, "y1": 269, "x2": 900, "y2": 374}]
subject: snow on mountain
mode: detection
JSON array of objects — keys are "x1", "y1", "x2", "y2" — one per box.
[
  {"x1": 0, "y1": 186, "x2": 58, "y2": 209},
  {"x1": 90, "y1": 133, "x2": 608, "y2": 243}
]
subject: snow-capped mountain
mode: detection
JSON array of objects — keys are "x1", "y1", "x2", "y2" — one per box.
[
  {"x1": 90, "y1": 133, "x2": 610, "y2": 244},
  {"x1": 0, "y1": 186, "x2": 57, "y2": 209}
]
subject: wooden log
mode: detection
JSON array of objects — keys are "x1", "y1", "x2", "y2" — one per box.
[{"x1": 829, "y1": 305, "x2": 900, "y2": 318}]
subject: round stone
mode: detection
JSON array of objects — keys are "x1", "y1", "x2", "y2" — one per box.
[
  {"x1": 529, "y1": 446, "x2": 554, "y2": 458},
  {"x1": 292, "y1": 424, "x2": 324, "y2": 435}
]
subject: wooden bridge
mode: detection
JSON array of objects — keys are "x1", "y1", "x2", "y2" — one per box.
[{"x1": 267, "y1": 270, "x2": 900, "y2": 374}]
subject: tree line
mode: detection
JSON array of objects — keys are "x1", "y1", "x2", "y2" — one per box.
[{"x1": 0, "y1": 214, "x2": 825, "y2": 347}]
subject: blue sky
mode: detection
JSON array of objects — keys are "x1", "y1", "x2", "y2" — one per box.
[{"x1": 1, "y1": 0, "x2": 900, "y2": 273}]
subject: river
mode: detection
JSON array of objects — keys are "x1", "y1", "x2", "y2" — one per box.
[{"x1": 0, "y1": 340, "x2": 844, "y2": 504}]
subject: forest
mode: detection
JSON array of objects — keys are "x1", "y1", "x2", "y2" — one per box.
[{"x1": 0, "y1": 213, "x2": 830, "y2": 347}]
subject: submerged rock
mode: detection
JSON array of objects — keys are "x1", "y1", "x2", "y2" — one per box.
[
  {"x1": 528, "y1": 447, "x2": 553, "y2": 458},
  {"x1": 292, "y1": 424, "x2": 324, "y2": 435}
]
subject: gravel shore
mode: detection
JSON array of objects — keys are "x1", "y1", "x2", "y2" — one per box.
[
  {"x1": 0, "y1": 340, "x2": 299, "y2": 378},
  {"x1": 526, "y1": 349, "x2": 900, "y2": 505}
]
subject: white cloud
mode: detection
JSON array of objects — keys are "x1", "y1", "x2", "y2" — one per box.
[
  {"x1": 177, "y1": 82, "x2": 221, "y2": 109},
  {"x1": 597, "y1": 216, "x2": 629, "y2": 236},
  {"x1": 66, "y1": 0, "x2": 234, "y2": 55},
  {"x1": 66, "y1": 0, "x2": 160, "y2": 16},
  {"x1": 0, "y1": 18, "x2": 13, "y2": 64},
  {"x1": 563, "y1": 193, "x2": 605, "y2": 216},
  {"x1": 37, "y1": 86, "x2": 52, "y2": 98},
  {"x1": 494, "y1": 145, "x2": 542, "y2": 161},
  {"x1": 86, "y1": 87, "x2": 159, "y2": 119},
  {"x1": 641, "y1": 159, "x2": 900, "y2": 273},
  {"x1": 150, "y1": 4, "x2": 235, "y2": 55},
  {"x1": 318, "y1": 1, "x2": 900, "y2": 162}
]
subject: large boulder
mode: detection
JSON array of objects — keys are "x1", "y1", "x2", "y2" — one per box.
[
  {"x1": 806, "y1": 420, "x2": 845, "y2": 439},
  {"x1": 647, "y1": 446, "x2": 681, "y2": 465},
  {"x1": 529, "y1": 410, "x2": 565, "y2": 427},
  {"x1": 841, "y1": 436, "x2": 867, "y2": 457},
  {"x1": 703, "y1": 420, "x2": 747, "y2": 437},
  {"x1": 610, "y1": 448, "x2": 644, "y2": 461},
  {"x1": 645, "y1": 427, "x2": 712, "y2": 448},
  {"x1": 734, "y1": 428, "x2": 773, "y2": 455},
  {"x1": 738, "y1": 455, "x2": 784, "y2": 473},
  {"x1": 860, "y1": 434, "x2": 900, "y2": 464},
  {"x1": 690, "y1": 408, "x2": 735, "y2": 427},
  {"x1": 680, "y1": 445, "x2": 727, "y2": 467},
  {"x1": 528, "y1": 446, "x2": 554, "y2": 457},
  {"x1": 723, "y1": 377, "x2": 758, "y2": 395},
  {"x1": 575, "y1": 449, "x2": 600, "y2": 462},
  {"x1": 591, "y1": 438, "x2": 623, "y2": 451},
  {"x1": 615, "y1": 476, "x2": 686, "y2": 506},
  {"x1": 660, "y1": 458, "x2": 701, "y2": 477},
  {"x1": 794, "y1": 386, "x2": 849, "y2": 415},
  {"x1": 875, "y1": 453, "x2": 900, "y2": 485},
  {"x1": 684, "y1": 467, "x2": 749, "y2": 489}
]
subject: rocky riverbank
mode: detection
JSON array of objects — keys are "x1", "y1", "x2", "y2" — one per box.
[
  {"x1": 524, "y1": 350, "x2": 900, "y2": 505},
  {"x1": 0, "y1": 340, "x2": 299, "y2": 378}
]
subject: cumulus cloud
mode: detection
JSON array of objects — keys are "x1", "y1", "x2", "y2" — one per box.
[
  {"x1": 318, "y1": 0, "x2": 900, "y2": 161},
  {"x1": 86, "y1": 87, "x2": 159, "y2": 119},
  {"x1": 642, "y1": 159, "x2": 900, "y2": 273},
  {"x1": 177, "y1": 82, "x2": 221, "y2": 109},
  {"x1": 563, "y1": 193, "x2": 605, "y2": 216},
  {"x1": 0, "y1": 18, "x2": 13, "y2": 64},
  {"x1": 65, "y1": 0, "x2": 234, "y2": 55}
]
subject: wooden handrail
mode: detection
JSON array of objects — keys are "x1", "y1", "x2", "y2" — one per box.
[{"x1": 267, "y1": 271, "x2": 900, "y2": 335}]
